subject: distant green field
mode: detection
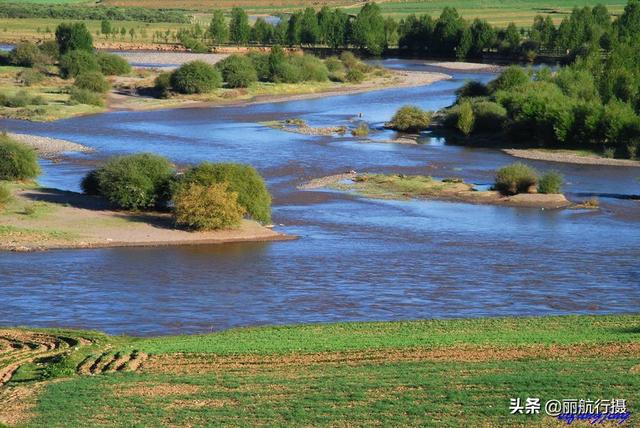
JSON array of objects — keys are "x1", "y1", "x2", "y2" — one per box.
[{"x1": 0, "y1": 0, "x2": 90, "y2": 4}]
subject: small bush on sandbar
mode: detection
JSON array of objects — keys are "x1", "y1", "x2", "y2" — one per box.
[
  {"x1": 351, "y1": 122, "x2": 370, "y2": 137},
  {"x1": 74, "y1": 71, "x2": 110, "y2": 93},
  {"x1": 538, "y1": 171, "x2": 563, "y2": 194},
  {"x1": 178, "y1": 162, "x2": 271, "y2": 223},
  {"x1": 494, "y1": 162, "x2": 538, "y2": 195},
  {"x1": 154, "y1": 72, "x2": 172, "y2": 97},
  {"x1": 388, "y1": 105, "x2": 431, "y2": 132},
  {"x1": 90, "y1": 153, "x2": 174, "y2": 210},
  {"x1": 173, "y1": 182, "x2": 245, "y2": 231},
  {"x1": 0, "y1": 134, "x2": 40, "y2": 181},
  {"x1": 170, "y1": 61, "x2": 222, "y2": 94}
]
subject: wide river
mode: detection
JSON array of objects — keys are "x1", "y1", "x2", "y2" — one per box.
[{"x1": 1, "y1": 60, "x2": 639, "y2": 336}]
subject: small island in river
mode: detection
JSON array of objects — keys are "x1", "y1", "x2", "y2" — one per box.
[{"x1": 302, "y1": 172, "x2": 575, "y2": 209}]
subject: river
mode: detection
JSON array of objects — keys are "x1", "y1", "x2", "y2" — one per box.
[{"x1": 1, "y1": 60, "x2": 639, "y2": 336}]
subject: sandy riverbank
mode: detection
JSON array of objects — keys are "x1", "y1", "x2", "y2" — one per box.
[
  {"x1": 108, "y1": 69, "x2": 451, "y2": 113},
  {"x1": 504, "y1": 148, "x2": 640, "y2": 167},
  {"x1": 428, "y1": 61, "x2": 503, "y2": 72},
  {"x1": 6, "y1": 133, "x2": 93, "y2": 159},
  {"x1": 301, "y1": 173, "x2": 573, "y2": 209},
  {"x1": 0, "y1": 186, "x2": 292, "y2": 252}
]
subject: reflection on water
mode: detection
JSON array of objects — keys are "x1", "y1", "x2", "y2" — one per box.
[{"x1": 0, "y1": 61, "x2": 638, "y2": 336}]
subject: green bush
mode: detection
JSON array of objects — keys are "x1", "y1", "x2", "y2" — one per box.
[
  {"x1": 96, "y1": 52, "x2": 131, "y2": 76},
  {"x1": 457, "y1": 100, "x2": 475, "y2": 136},
  {"x1": 351, "y1": 122, "x2": 370, "y2": 136},
  {"x1": 18, "y1": 69, "x2": 44, "y2": 86},
  {"x1": 247, "y1": 52, "x2": 271, "y2": 81},
  {"x1": 324, "y1": 56, "x2": 344, "y2": 73},
  {"x1": 0, "y1": 182, "x2": 11, "y2": 211},
  {"x1": 0, "y1": 90, "x2": 40, "y2": 108},
  {"x1": 346, "y1": 69, "x2": 365, "y2": 83},
  {"x1": 173, "y1": 182, "x2": 245, "y2": 231},
  {"x1": 339, "y1": 51, "x2": 359, "y2": 69},
  {"x1": 0, "y1": 134, "x2": 41, "y2": 180},
  {"x1": 93, "y1": 153, "x2": 174, "y2": 210},
  {"x1": 456, "y1": 80, "x2": 489, "y2": 98},
  {"x1": 178, "y1": 162, "x2": 271, "y2": 223},
  {"x1": 538, "y1": 171, "x2": 563, "y2": 194},
  {"x1": 272, "y1": 61, "x2": 303, "y2": 83},
  {"x1": 388, "y1": 105, "x2": 431, "y2": 132},
  {"x1": 9, "y1": 42, "x2": 45, "y2": 67},
  {"x1": 170, "y1": 61, "x2": 222, "y2": 94},
  {"x1": 59, "y1": 50, "x2": 100, "y2": 79},
  {"x1": 291, "y1": 55, "x2": 328, "y2": 82},
  {"x1": 472, "y1": 101, "x2": 507, "y2": 132},
  {"x1": 74, "y1": 71, "x2": 110, "y2": 93},
  {"x1": 38, "y1": 40, "x2": 59, "y2": 61},
  {"x1": 55, "y1": 22, "x2": 93, "y2": 54},
  {"x1": 488, "y1": 66, "x2": 529, "y2": 93},
  {"x1": 154, "y1": 72, "x2": 172, "y2": 97},
  {"x1": 494, "y1": 162, "x2": 538, "y2": 195},
  {"x1": 217, "y1": 55, "x2": 258, "y2": 88},
  {"x1": 80, "y1": 169, "x2": 100, "y2": 195},
  {"x1": 69, "y1": 88, "x2": 104, "y2": 106}
]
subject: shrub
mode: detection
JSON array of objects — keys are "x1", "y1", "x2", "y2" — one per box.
[
  {"x1": 324, "y1": 56, "x2": 344, "y2": 73},
  {"x1": 339, "y1": 51, "x2": 359, "y2": 69},
  {"x1": 38, "y1": 40, "x2": 59, "y2": 61},
  {"x1": 0, "y1": 90, "x2": 41, "y2": 108},
  {"x1": 247, "y1": 52, "x2": 270, "y2": 81},
  {"x1": 271, "y1": 61, "x2": 303, "y2": 83},
  {"x1": 55, "y1": 22, "x2": 93, "y2": 54},
  {"x1": 457, "y1": 100, "x2": 475, "y2": 136},
  {"x1": 96, "y1": 52, "x2": 131, "y2": 75},
  {"x1": 18, "y1": 69, "x2": 44, "y2": 86},
  {"x1": 69, "y1": 88, "x2": 104, "y2": 106},
  {"x1": 74, "y1": 71, "x2": 110, "y2": 93},
  {"x1": 488, "y1": 66, "x2": 529, "y2": 93},
  {"x1": 0, "y1": 182, "x2": 11, "y2": 211},
  {"x1": 351, "y1": 122, "x2": 369, "y2": 136},
  {"x1": 456, "y1": 80, "x2": 489, "y2": 98},
  {"x1": 217, "y1": 55, "x2": 257, "y2": 88},
  {"x1": 538, "y1": 171, "x2": 563, "y2": 194},
  {"x1": 170, "y1": 61, "x2": 222, "y2": 94},
  {"x1": 472, "y1": 101, "x2": 507, "y2": 132},
  {"x1": 173, "y1": 182, "x2": 245, "y2": 231},
  {"x1": 59, "y1": 50, "x2": 100, "y2": 79},
  {"x1": 94, "y1": 153, "x2": 174, "y2": 210},
  {"x1": 291, "y1": 55, "x2": 328, "y2": 82},
  {"x1": 388, "y1": 105, "x2": 431, "y2": 132},
  {"x1": 9, "y1": 42, "x2": 44, "y2": 67},
  {"x1": 80, "y1": 169, "x2": 100, "y2": 195},
  {"x1": 179, "y1": 162, "x2": 271, "y2": 223},
  {"x1": 154, "y1": 72, "x2": 172, "y2": 97},
  {"x1": 494, "y1": 162, "x2": 538, "y2": 195},
  {"x1": 346, "y1": 69, "x2": 364, "y2": 83},
  {"x1": 0, "y1": 135, "x2": 41, "y2": 180}
]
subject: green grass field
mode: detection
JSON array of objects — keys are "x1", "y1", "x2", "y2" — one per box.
[{"x1": 1, "y1": 315, "x2": 638, "y2": 427}]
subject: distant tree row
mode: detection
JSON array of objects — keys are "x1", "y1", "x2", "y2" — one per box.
[{"x1": 0, "y1": 3, "x2": 188, "y2": 23}]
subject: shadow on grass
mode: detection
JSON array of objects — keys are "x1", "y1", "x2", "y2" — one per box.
[{"x1": 21, "y1": 187, "x2": 183, "y2": 231}]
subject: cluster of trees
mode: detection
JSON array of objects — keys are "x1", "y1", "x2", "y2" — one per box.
[
  {"x1": 155, "y1": 48, "x2": 371, "y2": 95},
  {"x1": 494, "y1": 163, "x2": 563, "y2": 195},
  {"x1": 3, "y1": 22, "x2": 131, "y2": 108},
  {"x1": 82, "y1": 154, "x2": 272, "y2": 229},
  {"x1": 0, "y1": 3, "x2": 188, "y2": 23},
  {"x1": 443, "y1": 3, "x2": 640, "y2": 161}
]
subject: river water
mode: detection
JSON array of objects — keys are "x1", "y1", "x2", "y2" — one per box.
[{"x1": 1, "y1": 60, "x2": 639, "y2": 336}]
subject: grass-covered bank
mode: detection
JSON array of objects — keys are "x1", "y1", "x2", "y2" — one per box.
[{"x1": 0, "y1": 315, "x2": 638, "y2": 427}]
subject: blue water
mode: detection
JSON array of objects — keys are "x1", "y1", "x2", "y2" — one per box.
[{"x1": 0, "y1": 61, "x2": 638, "y2": 336}]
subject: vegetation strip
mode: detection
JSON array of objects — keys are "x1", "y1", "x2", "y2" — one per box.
[{"x1": 0, "y1": 315, "x2": 638, "y2": 426}]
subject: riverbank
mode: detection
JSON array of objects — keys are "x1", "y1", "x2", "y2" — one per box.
[
  {"x1": 304, "y1": 172, "x2": 573, "y2": 209},
  {"x1": 504, "y1": 148, "x2": 640, "y2": 167},
  {"x1": 0, "y1": 184, "x2": 291, "y2": 252},
  {"x1": 0, "y1": 314, "x2": 637, "y2": 426},
  {"x1": 108, "y1": 68, "x2": 451, "y2": 112}
]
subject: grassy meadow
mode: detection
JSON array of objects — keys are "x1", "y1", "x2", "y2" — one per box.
[{"x1": 0, "y1": 315, "x2": 638, "y2": 427}]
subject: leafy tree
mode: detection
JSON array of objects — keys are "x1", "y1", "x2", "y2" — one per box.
[
  {"x1": 469, "y1": 19, "x2": 495, "y2": 57},
  {"x1": 617, "y1": 0, "x2": 640, "y2": 40},
  {"x1": 208, "y1": 10, "x2": 228, "y2": 44},
  {"x1": 322, "y1": 9, "x2": 349, "y2": 49},
  {"x1": 456, "y1": 26, "x2": 472, "y2": 59},
  {"x1": 251, "y1": 17, "x2": 272, "y2": 44},
  {"x1": 170, "y1": 61, "x2": 222, "y2": 94},
  {"x1": 100, "y1": 19, "x2": 112, "y2": 36},
  {"x1": 287, "y1": 10, "x2": 303, "y2": 45},
  {"x1": 55, "y1": 22, "x2": 93, "y2": 54},
  {"x1": 457, "y1": 99, "x2": 475, "y2": 135},
  {"x1": 432, "y1": 7, "x2": 464, "y2": 56},
  {"x1": 217, "y1": 54, "x2": 258, "y2": 87},
  {"x1": 229, "y1": 7, "x2": 250, "y2": 45},
  {"x1": 351, "y1": 2, "x2": 386, "y2": 55},
  {"x1": 300, "y1": 7, "x2": 320, "y2": 45},
  {"x1": 59, "y1": 49, "x2": 100, "y2": 78}
]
